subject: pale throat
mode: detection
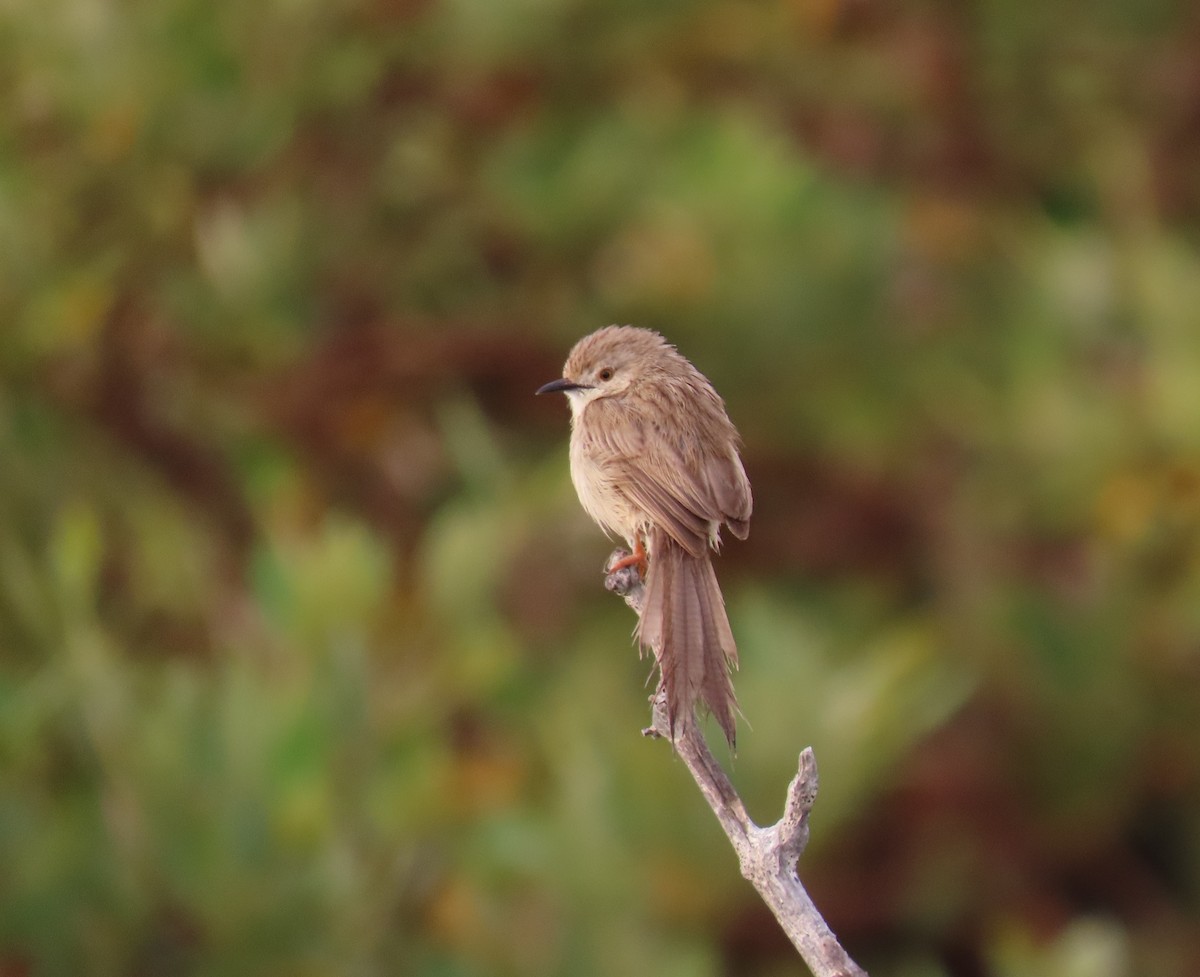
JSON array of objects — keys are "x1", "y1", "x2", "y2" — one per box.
[{"x1": 564, "y1": 386, "x2": 602, "y2": 422}]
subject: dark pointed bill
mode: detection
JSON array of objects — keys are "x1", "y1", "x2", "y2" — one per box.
[{"x1": 536, "y1": 378, "x2": 588, "y2": 395}]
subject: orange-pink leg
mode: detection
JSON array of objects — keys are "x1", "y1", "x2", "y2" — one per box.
[{"x1": 609, "y1": 537, "x2": 649, "y2": 578}]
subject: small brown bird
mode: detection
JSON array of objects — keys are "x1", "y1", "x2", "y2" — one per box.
[{"x1": 537, "y1": 325, "x2": 752, "y2": 746}]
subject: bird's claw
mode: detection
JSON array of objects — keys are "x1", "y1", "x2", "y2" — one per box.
[{"x1": 604, "y1": 551, "x2": 640, "y2": 595}]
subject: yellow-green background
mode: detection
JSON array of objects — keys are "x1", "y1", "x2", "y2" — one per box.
[{"x1": 2, "y1": 0, "x2": 1199, "y2": 974}]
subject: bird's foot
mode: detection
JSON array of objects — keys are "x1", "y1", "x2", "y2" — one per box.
[{"x1": 606, "y1": 538, "x2": 648, "y2": 578}]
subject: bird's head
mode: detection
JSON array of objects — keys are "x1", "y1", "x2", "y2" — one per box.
[{"x1": 536, "y1": 325, "x2": 674, "y2": 414}]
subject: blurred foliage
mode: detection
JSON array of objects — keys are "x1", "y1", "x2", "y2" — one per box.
[{"x1": 2, "y1": 0, "x2": 1200, "y2": 975}]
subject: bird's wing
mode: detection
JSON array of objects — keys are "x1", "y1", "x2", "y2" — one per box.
[
  {"x1": 702, "y1": 446, "x2": 752, "y2": 540},
  {"x1": 585, "y1": 390, "x2": 747, "y2": 557}
]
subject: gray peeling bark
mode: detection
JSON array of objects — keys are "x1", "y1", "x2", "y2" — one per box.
[{"x1": 605, "y1": 550, "x2": 869, "y2": 977}]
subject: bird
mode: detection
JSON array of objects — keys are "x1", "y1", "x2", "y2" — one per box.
[{"x1": 537, "y1": 325, "x2": 752, "y2": 747}]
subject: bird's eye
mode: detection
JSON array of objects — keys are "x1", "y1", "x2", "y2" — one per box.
[{"x1": 598, "y1": 368, "x2": 614, "y2": 381}]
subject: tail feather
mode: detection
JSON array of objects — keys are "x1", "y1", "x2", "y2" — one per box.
[{"x1": 636, "y1": 529, "x2": 739, "y2": 747}]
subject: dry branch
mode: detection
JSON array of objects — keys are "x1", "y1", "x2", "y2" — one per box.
[{"x1": 605, "y1": 550, "x2": 869, "y2": 977}]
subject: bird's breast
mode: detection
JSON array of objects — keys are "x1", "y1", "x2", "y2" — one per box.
[{"x1": 568, "y1": 423, "x2": 642, "y2": 542}]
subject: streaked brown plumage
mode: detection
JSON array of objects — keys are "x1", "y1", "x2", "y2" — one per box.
[{"x1": 537, "y1": 325, "x2": 752, "y2": 746}]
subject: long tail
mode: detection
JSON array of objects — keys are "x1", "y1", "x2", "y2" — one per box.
[{"x1": 636, "y1": 529, "x2": 739, "y2": 747}]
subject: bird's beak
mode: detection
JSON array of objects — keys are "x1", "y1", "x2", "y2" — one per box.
[{"x1": 536, "y1": 378, "x2": 588, "y2": 395}]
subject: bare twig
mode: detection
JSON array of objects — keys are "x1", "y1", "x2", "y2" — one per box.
[{"x1": 606, "y1": 550, "x2": 869, "y2": 977}]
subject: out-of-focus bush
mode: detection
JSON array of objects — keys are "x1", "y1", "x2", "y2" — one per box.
[{"x1": 2, "y1": 0, "x2": 1199, "y2": 975}]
